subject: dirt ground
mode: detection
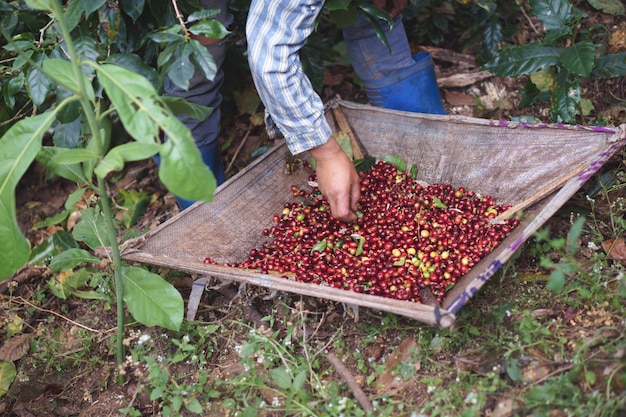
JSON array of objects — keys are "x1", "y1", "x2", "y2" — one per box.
[{"x1": 2, "y1": 6, "x2": 626, "y2": 416}]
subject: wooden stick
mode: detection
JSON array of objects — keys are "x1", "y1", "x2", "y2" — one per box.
[
  {"x1": 332, "y1": 107, "x2": 365, "y2": 160},
  {"x1": 327, "y1": 351, "x2": 374, "y2": 413},
  {"x1": 495, "y1": 163, "x2": 587, "y2": 221}
]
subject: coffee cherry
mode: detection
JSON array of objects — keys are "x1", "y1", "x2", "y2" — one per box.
[{"x1": 210, "y1": 161, "x2": 518, "y2": 303}]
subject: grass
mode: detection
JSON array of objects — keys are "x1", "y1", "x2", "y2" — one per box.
[
  {"x1": 115, "y1": 227, "x2": 626, "y2": 416},
  {"x1": 3, "y1": 156, "x2": 626, "y2": 416}
]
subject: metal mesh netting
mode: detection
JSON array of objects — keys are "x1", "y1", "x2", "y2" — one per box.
[{"x1": 122, "y1": 100, "x2": 626, "y2": 326}]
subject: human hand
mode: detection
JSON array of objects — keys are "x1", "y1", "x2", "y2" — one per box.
[
  {"x1": 309, "y1": 138, "x2": 361, "y2": 223},
  {"x1": 372, "y1": 0, "x2": 407, "y2": 18}
]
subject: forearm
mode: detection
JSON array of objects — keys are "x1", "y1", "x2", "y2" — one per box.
[{"x1": 246, "y1": 0, "x2": 331, "y2": 155}]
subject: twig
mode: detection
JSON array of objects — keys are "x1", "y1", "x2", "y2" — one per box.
[
  {"x1": 14, "y1": 297, "x2": 102, "y2": 333},
  {"x1": 170, "y1": 0, "x2": 191, "y2": 39},
  {"x1": 0, "y1": 100, "x2": 33, "y2": 128},
  {"x1": 520, "y1": 2, "x2": 540, "y2": 35},
  {"x1": 326, "y1": 351, "x2": 375, "y2": 414},
  {"x1": 225, "y1": 118, "x2": 256, "y2": 174}
]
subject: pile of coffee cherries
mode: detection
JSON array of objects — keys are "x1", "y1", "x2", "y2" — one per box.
[{"x1": 223, "y1": 160, "x2": 519, "y2": 303}]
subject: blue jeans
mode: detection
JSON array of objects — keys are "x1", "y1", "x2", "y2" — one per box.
[{"x1": 343, "y1": 11, "x2": 416, "y2": 82}]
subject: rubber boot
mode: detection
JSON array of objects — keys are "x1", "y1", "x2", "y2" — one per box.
[{"x1": 362, "y1": 52, "x2": 446, "y2": 115}]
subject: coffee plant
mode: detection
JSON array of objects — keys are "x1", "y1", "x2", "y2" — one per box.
[
  {"x1": 0, "y1": 0, "x2": 228, "y2": 367},
  {"x1": 482, "y1": 0, "x2": 626, "y2": 124}
]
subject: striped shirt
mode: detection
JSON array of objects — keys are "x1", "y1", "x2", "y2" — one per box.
[{"x1": 246, "y1": 0, "x2": 332, "y2": 155}]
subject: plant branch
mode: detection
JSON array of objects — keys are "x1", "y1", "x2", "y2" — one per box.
[
  {"x1": 15, "y1": 297, "x2": 102, "y2": 333},
  {"x1": 326, "y1": 351, "x2": 374, "y2": 413},
  {"x1": 171, "y1": 0, "x2": 191, "y2": 40}
]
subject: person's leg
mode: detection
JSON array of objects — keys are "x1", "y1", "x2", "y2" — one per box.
[
  {"x1": 163, "y1": 0, "x2": 230, "y2": 209},
  {"x1": 343, "y1": 11, "x2": 446, "y2": 114}
]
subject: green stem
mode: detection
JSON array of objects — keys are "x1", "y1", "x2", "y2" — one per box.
[
  {"x1": 49, "y1": 0, "x2": 126, "y2": 369},
  {"x1": 97, "y1": 175, "x2": 126, "y2": 367}
]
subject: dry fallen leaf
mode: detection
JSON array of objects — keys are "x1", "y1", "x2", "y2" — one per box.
[
  {"x1": 444, "y1": 90, "x2": 477, "y2": 106},
  {"x1": 491, "y1": 397, "x2": 514, "y2": 417},
  {"x1": 602, "y1": 238, "x2": 626, "y2": 264},
  {"x1": 376, "y1": 336, "x2": 420, "y2": 395},
  {"x1": 0, "y1": 334, "x2": 30, "y2": 362}
]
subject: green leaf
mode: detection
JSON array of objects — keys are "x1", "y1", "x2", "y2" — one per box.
[
  {"x1": 355, "y1": 236, "x2": 365, "y2": 256},
  {"x1": 189, "y1": 20, "x2": 230, "y2": 40},
  {"x1": 50, "y1": 148, "x2": 100, "y2": 165},
  {"x1": 292, "y1": 369, "x2": 307, "y2": 391},
  {"x1": 71, "y1": 27, "x2": 99, "y2": 75},
  {"x1": 432, "y1": 197, "x2": 447, "y2": 209},
  {"x1": 311, "y1": 240, "x2": 327, "y2": 254},
  {"x1": 97, "y1": 62, "x2": 215, "y2": 202},
  {"x1": 64, "y1": 0, "x2": 85, "y2": 33},
  {"x1": 167, "y1": 45, "x2": 195, "y2": 91},
  {"x1": 354, "y1": 156, "x2": 377, "y2": 173},
  {"x1": 73, "y1": 289, "x2": 105, "y2": 300},
  {"x1": 580, "y1": 98, "x2": 594, "y2": 116},
  {"x1": 547, "y1": 268, "x2": 566, "y2": 292},
  {"x1": 72, "y1": 207, "x2": 113, "y2": 250},
  {"x1": 95, "y1": 64, "x2": 162, "y2": 142},
  {"x1": 328, "y1": 6, "x2": 359, "y2": 29},
  {"x1": 53, "y1": 229, "x2": 81, "y2": 251},
  {"x1": 187, "y1": 9, "x2": 220, "y2": 21},
  {"x1": 380, "y1": 155, "x2": 407, "y2": 172},
  {"x1": 148, "y1": 29, "x2": 185, "y2": 44},
  {"x1": 106, "y1": 53, "x2": 159, "y2": 88},
  {"x1": 482, "y1": 43, "x2": 561, "y2": 77},
  {"x1": 24, "y1": 0, "x2": 52, "y2": 11},
  {"x1": 560, "y1": 41, "x2": 595, "y2": 77},
  {"x1": 0, "y1": 361, "x2": 16, "y2": 397},
  {"x1": 529, "y1": 0, "x2": 572, "y2": 31},
  {"x1": 27, "y1": 55, "x2": 53, "y2": 107},
  {"x1": 358, "y1": 5, "x2": 391, "y2": 53},
  {"x1": 122, "y1": 266, "x2": 184, "y2": 331},
  {"x1": 55, "y1": 87, "x2": 82, "y2": 124},
  {"x1": 120, "y1": 0, "x2": 145, "y2": 22},
  {"x1": 49, "y1": 248, "x2": 100, "y2": 271},
  {"x1": 43, "y1": 58, "x2": 95, "y2": 99},
  {"x1": 505, "y1": 358, "x2": 523, "y2": 382},
  {"x1": 6, "y1": 72, "x2": 24, "y2": 96},
  {"x1": 184, "y1": 397, "x2": 203, "y2": 414},
  {"x1": 117, "y1": 188, "x2": 149, "y2": 228},
  {"x1": 566, "y1": 216, "x2": 585, "y2": 255},
  {"x1": 189, "y1": 39, "x2": 218, "y2": 83},
  {"x1": 270, "y1": 367, "x2": 292, "y2": 390},
  {"x1": 587, "y1": 0, "x2": 624, "y2": 16},
  {"x1": 550, "y1": 71, "x2": 580, "y2": 123},
  {"x1": 37, "y1": 146, "x2": 89, "y2": 183},
  {"x1": 95, "y1": 142, "x2": 160, "y2": 178},
  {"x1": 82, "y1": 0, "x2": 107, "y2": 17},
  {"x1": 590, "y1": 52, "x2": 626, "y2": 78},
  {"x1": 48, "y1": 267, "x2": 90, "y2": 299},
  {"x1": 0, "y1": 112, "x2": 55, "y2": 279},
  {"x1": 161, "y1": 96, "x2": 213, "y2": 120},
  {"x1": 358, "y1": 3, "x2": 392, "y2": 28},
  {"x1": 334, "y1": 131, "x2": 353, "y2": 160}
]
